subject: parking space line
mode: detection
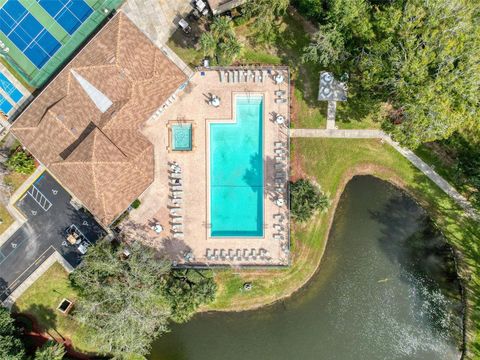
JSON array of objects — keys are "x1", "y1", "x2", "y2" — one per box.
[{"x1": 27, "y1": 185, "x2": 52, "y2": 211}]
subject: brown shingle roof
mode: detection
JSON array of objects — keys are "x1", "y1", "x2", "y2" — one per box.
[{"x1": 12, "y1": 12, "x2": 187, "y2": 225}]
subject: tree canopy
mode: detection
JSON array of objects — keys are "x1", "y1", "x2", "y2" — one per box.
[
  {"x1": 70, "y1": 240, "x2": 216, "y2": 358},
  {"x1": 0, "y1": 307, "x2": 25, "y2": 360},
  {"x1": 290, "y1": 179, "x2": 329, "y2": 222},
  {"x1": 298, "y1": 0, "x2": 480, "y2": 147},
  {"x1": 34, "y1": 341, "x2": 65, "y2": 360},
  {"x1": 200, "y1": 16, "x2": 242, "y2": 65},
  {"x1": 244, "y1": 0, "x2": 290, "y2": 43}
]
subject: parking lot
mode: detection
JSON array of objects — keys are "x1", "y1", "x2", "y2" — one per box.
[{"x1": 0, "y1": 172, "x2": 105, "y2": 301}]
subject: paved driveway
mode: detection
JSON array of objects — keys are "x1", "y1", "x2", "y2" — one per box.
[{"x1": 0, "y1": 172, "x2": 105, "y2": 301}]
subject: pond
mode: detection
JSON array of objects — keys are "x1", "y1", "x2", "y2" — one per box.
[{"x1": 149, "y1": 176, "x2": 462, "y2": 360}]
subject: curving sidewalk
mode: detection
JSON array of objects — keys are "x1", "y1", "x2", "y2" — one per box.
[{"x1": 290, "y1": 128, "x2": 479, "y2": 220}]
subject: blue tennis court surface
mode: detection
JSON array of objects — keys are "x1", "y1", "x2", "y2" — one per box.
[
  {"x1": 0, "y1": 0, "x2": 61, "y2": 68},
  {"x1": 39, "y1": 0, "x2": 93, "y2": 35},
  {"x1": 0, "y1": 94, "x2": 13, "y2": 115},
  {"x1": 0, "y1": 72, "x2": 23, "y2": 102}
]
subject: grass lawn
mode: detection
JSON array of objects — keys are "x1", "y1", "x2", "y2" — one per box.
[
  {"x1": 208, "y1": 138, "x2": 480, "y2": 354},
  {"x1": 4, "y1": 171, "x2": 31, "y2": 193},
  {"x1": 0, "y1": 203, "x2": 13, "y2": 234},
  {"x1": 13, "y1": 262, "x2": 97, "y2": 354}
]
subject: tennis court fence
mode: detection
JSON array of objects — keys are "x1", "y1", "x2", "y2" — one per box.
[{"x1": 2, "y1": 0, "x2": 124, "y2": 88}]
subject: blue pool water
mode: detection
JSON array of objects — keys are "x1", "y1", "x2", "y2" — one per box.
[
  {"x1": 172, "y1": 124, "x2": 192, "y2": 151},
  {"x1": 210, "y1": 96, "x2": 264, "y2": 237}
]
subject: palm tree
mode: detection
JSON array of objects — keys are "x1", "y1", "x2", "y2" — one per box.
[
  {"x1": 199, "y1": 31, "x2": 217, "y2": 58},
  {"x1": 219, "y1": 36, "x2": 243, "y2": 65},
  {"x1": 211, "y1": 16, "x2": 234, "y2": 40}
]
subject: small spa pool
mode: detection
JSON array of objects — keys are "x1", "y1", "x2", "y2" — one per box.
[
  {"x1": 172, "y1": 124, "x2": 192, "y2": 151},
  {"x1": 209, "y1": 95, "x2": 264, "y2": 237}
]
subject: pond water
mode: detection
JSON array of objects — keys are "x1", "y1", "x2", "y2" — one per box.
[{"x1": 149, "y1": 176, "x2": 462, "y2": 360}]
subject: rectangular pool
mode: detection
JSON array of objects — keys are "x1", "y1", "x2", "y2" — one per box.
[{"x1": 209, "y1": 95, "x2": 264, "y2": 237}]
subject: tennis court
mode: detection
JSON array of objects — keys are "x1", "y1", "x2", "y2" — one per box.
[
  {"x1": 0, "y1": 0, "x2": 123, "y2": 87},
  {"x1": 39, "y1": 0, "x2": 93, "y2": 35},
  {"x1": 0, "y1": 71, "x2": 22, "y2": 101},
  {"x1": 0, "y1": 0, "x2": 61, "y2": 68},
  {"x1": 0, "y1": 93, "x2": 13, "y2": 114}
]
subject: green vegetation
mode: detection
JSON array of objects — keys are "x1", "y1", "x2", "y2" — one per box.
[
  {"x1": 243, "y1": 0, "x2": 290, "y2": 43},
  {"x1": 131, "y1": 199, "x2": 141, "y2": 209},
  {"x1": 69, "y1": 240, "x2": 172, "y2": 357},
  {"x1": 200, "y1": 16, "x2": 242, "y2": 65},
  {"x1": 415, "y1": 133, "x2": 480, "y2": 211},
  {"x1": 164, "y1": 269, "x2": 217, "y2": 323},
  {"x1": 34, "y1": 341, "x2": 65, "y2": 360},
  {"x1": 290, "y1": 179, "x2": 329, "y2": 222},
  {"x1": 296, "y1": 0, "x2": 480, "y2": 147},
  {"x1": 0, "y1": 307, "x2": 25, "y2": 359},
  {"x1": 0, "y1": 204, "x2": 14, "y2": 235},
  {"x1": 6, "y1": 151, "x2": 35, "y2": 175},
  {"x1": 15, "y1": 241, "x2": 216, "y2": 358},
  {"x1": 13, "y1": 262, "x2": 94, "y2": 353}
]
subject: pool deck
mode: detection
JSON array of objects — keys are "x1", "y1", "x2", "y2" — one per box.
[{"x1": 125, "y1": 67, "x2": 290, "y2": 266}]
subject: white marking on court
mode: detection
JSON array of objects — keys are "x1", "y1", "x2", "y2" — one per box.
[{"x1": 27, "y1": 185, "x2": 52, "y2": 211}]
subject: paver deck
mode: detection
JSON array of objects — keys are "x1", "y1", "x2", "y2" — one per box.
[{"x1": 127, "y1": 67, "x2": 291, "y2": 266}]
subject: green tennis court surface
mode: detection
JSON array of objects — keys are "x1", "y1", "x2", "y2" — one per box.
[{"x1": 0, "y1": 0, "x2": 123, "y2": 88}]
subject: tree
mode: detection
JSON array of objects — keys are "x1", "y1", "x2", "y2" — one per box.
[
  {"x1": 34, "y1": 341, "x2": 65, "y2": 360},
  {"x1": 0, "y1": 307, "x2": 25, "y2": 360},
  {"x1": 290, "y1": 179, "x2": 329, "y2": 222},
  {"x1": 6, "y1": 150, "x2": 35, "y2": 174},
  {"x1": 70, "y1": 240, "x2": 172, "y2": 358},
  {"x1": 302, "y1": 24, "x2": 347, "y2": 66},
  {"x1": 200, "y1": 16, "x2": 242, "y2": 65},
  {"x1": 199, "y1": 31, "x2": 216, "y2": 58},
  {"x1": 164, "y1": 269, "x2": 217, "y2": 323},
  {"x1": 244, "y1": 0, "x2": 290, "y2": 43},
  {"x1": 69, "y1": 240, "x2": 218, "y2": 358},
  {"x1": 299, "y1": 0, "x2": 480, "y2": 147},
  {"x1": 219, "y1": 36, "x2": 243, "y2": 65}
]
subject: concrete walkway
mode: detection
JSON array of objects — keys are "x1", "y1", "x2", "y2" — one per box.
[{"x1": 291, "y1": 128, "x2": 479, "y2": 219}]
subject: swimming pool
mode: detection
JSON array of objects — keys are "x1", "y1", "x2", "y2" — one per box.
[{"x1": 209, "y1": 95, "x2": 264, "y2": 237}]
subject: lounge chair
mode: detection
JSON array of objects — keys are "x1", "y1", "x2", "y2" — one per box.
[
  {"x1": 262, "y1": 70, "x2": 267, "y2": 83},
  {"x1": 173, "y1": 232, "x2": 184, "y2": 239},
  {"x1": 274, "y1": 141, "x2": 285, "y2": 148},
  {"x1": 275, "y1": 97, "x2": 288, "y2": 104},
  {"x1": 274, "y1": 213, "x2": 284, "y2": 222},
  {"x1": 274, "y1": 164, "x2": 284, "y2": 170},
  {"x1": 171, "y1": 216, "x2": 183, "y2": 224},
  {"x1": 273, "y1": 234, "x2": 283, "y2": 240},
  {"x1": 274, "y1": 148, "x2": 286, "y2": 155},
  {"x1": 275, "y1": 90, "x2": 286, "y2": 96},
  {"x1": 219, "y1": 71, "x2": 224, "y2": 82}
]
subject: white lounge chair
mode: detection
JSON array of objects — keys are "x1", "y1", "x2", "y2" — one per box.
[{"x1": 219, "y1": 71, "x2": 224, "y2": 82}]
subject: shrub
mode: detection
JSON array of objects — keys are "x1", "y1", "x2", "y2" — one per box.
[
  {"x1": 131, "y1": 199, "x2": 141, "y2": 209},
  {"x1": 6, "y1": 150, "x2": 35, "y2": 175},
  {"x1": 290, "y1": 179, "x2": 329, "y2": 222}
]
